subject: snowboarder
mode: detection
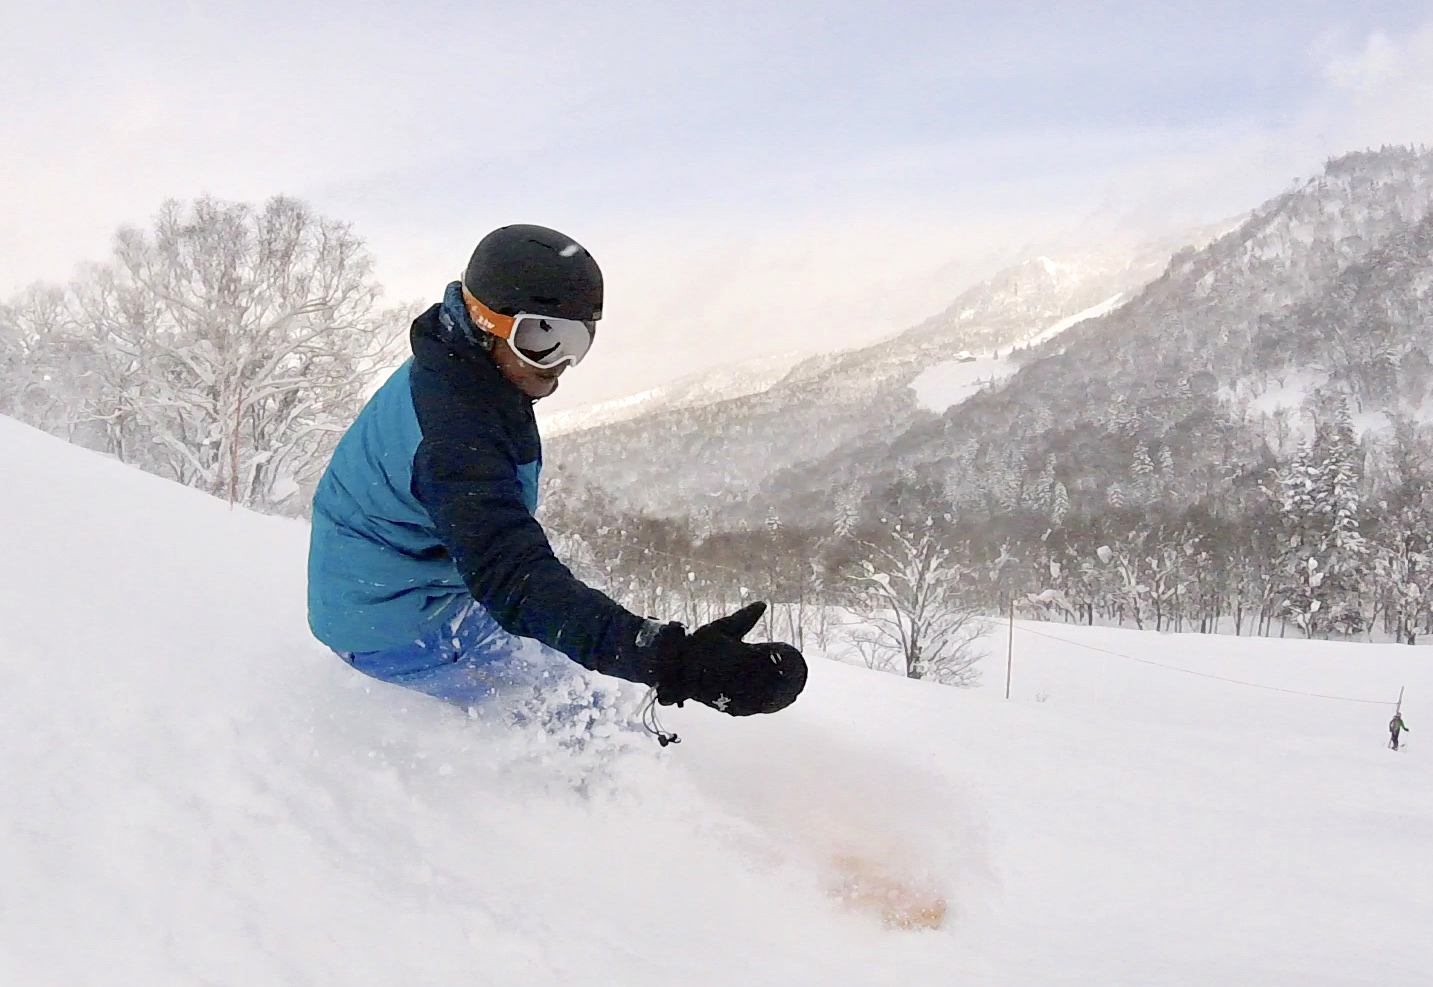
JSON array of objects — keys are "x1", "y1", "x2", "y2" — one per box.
[
  {"x1": 1389, "y1": 711, "x2": 1409, "y2": 750},
  {"x1": 306, "y1": 224, "x2": 806, "y2": 729}
]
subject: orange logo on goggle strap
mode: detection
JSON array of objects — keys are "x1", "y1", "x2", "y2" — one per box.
[{"x1": 460, "y1": 285, "x2": 516, "y2": 340}]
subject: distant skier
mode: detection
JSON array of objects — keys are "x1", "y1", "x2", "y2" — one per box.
[
  {"x1": 1389, "y1": 712, "x2": 1409, "y2": 750},
  {"x1": 306, "y1": 225, "x2": 806, "y2": 731}
]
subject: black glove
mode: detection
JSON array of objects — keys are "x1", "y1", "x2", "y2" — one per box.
[{"x1": 649, "y1": 602, "x2": 807, "y2": 716}]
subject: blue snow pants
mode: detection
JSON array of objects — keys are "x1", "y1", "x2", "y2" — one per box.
[{"x1": 338, "y1": 602, "x2": 578, "y2": 708}]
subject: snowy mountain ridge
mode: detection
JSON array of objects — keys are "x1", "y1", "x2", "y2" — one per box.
[
  {"x1": 755, "y1": 146, "x2": 1433, "y2": 528},
  {"x1": 544, "y1": 225, "x2": 1221, "y2": 521},
  {"x1": 543, "y1": 146, "x2": 1433, "y2": 535}
]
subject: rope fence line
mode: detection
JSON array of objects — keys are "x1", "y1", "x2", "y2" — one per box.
[{"x1": 1012, "y1": 622, "x2": 1399, "y2": 706}]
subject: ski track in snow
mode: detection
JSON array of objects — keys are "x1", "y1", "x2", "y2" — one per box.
[{"x1": 1, "y1": 414, "x2": 1430, "y2": 985}]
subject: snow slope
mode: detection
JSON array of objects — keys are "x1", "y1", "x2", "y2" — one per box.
[
  {"x1": 909, "y1": 354, "x2": 1016, "y2": 414},
  {"x1": 909, "y1": 293, "x2": 1125, "y2": 413},
  {"x1": 1021, "y1": 290, "x2": 1126, "y2": 349},
  {"x1": 1, "y1": 415, "x2": 1430, "y2": 985}
]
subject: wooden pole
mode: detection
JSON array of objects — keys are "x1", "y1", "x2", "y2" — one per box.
[{"x1": 1006, "y1": 600, "x2": 1014, "y2": 700}]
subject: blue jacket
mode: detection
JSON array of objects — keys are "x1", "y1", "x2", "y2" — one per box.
[{"x1": 308, "y1": 284, "x2": 654, "y2": 682}]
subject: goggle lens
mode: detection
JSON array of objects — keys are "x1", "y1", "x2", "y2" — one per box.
[{"x1": 509, "y1": 314, "x2": 596, "y2": 369}]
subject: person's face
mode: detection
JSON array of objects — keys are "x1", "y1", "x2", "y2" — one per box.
[{"x1": 491, "y1": 339, "x2": 566, "y2": 399}]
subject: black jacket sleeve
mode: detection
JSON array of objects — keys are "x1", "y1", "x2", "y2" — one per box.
[{"x1": 408, "y1": 345, "x2": 663, "y2": 685}]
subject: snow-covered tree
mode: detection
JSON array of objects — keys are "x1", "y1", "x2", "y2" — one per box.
[
  {"x1": 844, "y1": 518, "x2": 986, "y2": 686},
  {"x1": 42, "y1": 196, "x2": 408, "y2": 515},
  {"x1": 1274, "y1": 396, "x2": 1369, "y2": 635},
  {"x1": 1132, "y1": 445, "x2": 1155, "y2": 481},
  {"x1": 1085, "y1": 537, "x2": 1151, "y2": 629},
  {"x1": 1051, "y1": 481, "x2": 1070, "y2": 526}
]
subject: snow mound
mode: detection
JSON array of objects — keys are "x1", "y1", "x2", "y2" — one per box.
[{"x1": 0, "y1": 417, "x2": 979, "y2": 985}]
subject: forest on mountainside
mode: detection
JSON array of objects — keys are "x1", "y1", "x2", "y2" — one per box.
[{"x1": 543, "y1": 148, "x2": 1433, "y2": 650}]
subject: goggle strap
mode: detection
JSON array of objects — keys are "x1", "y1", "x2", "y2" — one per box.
[{"x1": 460, "y1": 285, "x2": 516, "y2": 341}]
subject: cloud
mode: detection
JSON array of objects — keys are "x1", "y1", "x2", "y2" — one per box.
[
  {"x1": 1307, "y1": 23, "x2": 1433, "y2": 148},
  {"x1": 1319, "y1": 30, "x2": 1408, "y2": 95}
]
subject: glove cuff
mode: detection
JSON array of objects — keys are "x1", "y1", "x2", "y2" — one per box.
[{"x1": 630, "y1": 620, "x2": 689, "y2": 699}]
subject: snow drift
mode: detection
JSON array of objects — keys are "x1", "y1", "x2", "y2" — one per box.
[{"x1": 0, "y1": 416, "x2": 1429, "y2": 985}]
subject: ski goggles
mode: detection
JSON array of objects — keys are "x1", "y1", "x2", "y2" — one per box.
[{"x1": 462, "y1": 287, "x2": 596, "y2": 369}]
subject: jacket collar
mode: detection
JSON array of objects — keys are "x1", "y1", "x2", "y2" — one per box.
[
  {"x1": 436, "y1": 281, "x2": 495, "y2": 354},
  {"x1": 419, "y1": 283, "x2": 535, "y2": 406}
]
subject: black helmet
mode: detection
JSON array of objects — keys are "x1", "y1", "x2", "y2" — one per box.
[{"x1": 462, "y1": 224, "x2": 603, "y2": 322}]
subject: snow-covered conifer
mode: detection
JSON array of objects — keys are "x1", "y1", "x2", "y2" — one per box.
[{"x1": 1276, "y1": 395, "x2": 1369, "y2": 635}]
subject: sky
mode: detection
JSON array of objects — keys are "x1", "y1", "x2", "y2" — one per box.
[{"x1": 5, "y1": 2, "x2": 1433, "y2": 409}]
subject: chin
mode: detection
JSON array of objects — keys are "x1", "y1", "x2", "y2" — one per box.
[{"x1": 528, "y1": 378, "x2": 560, "y2": 399}]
